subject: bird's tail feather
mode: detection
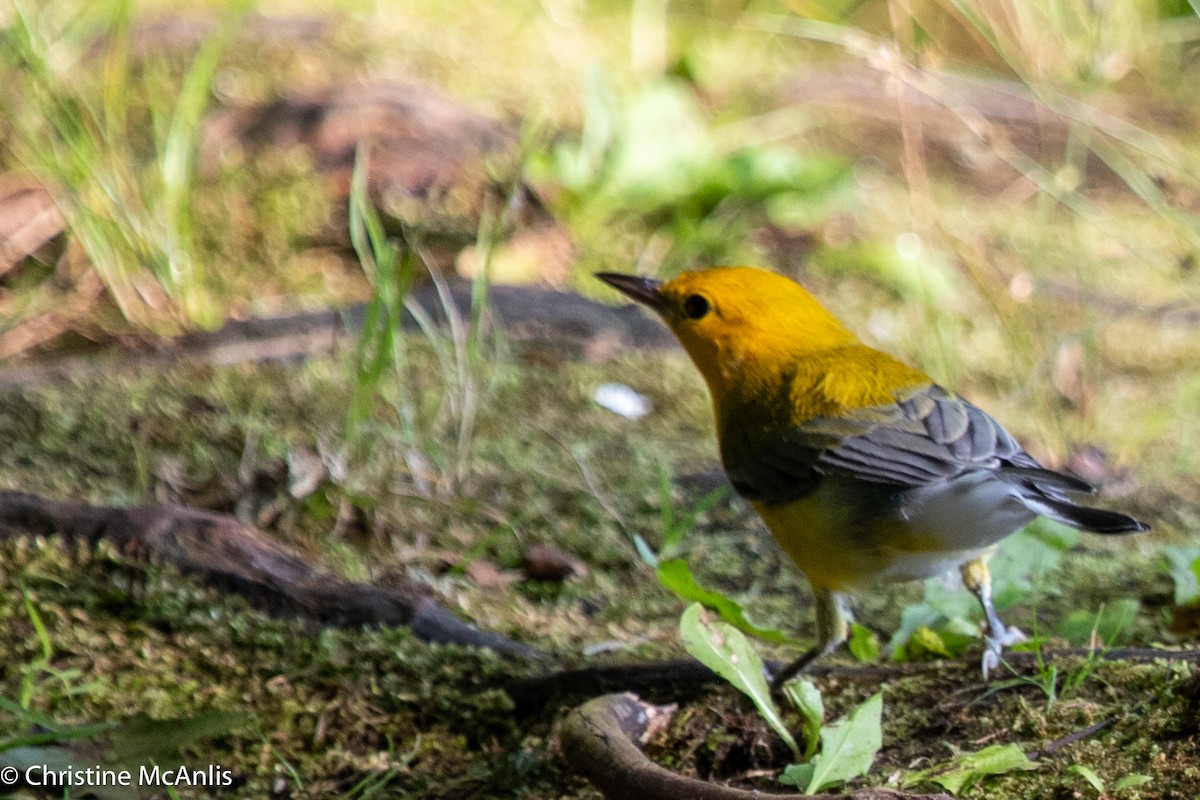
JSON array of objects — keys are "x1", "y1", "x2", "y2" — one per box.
[
  {"x1": 998, "y1": 465, "x2": 1148, "y2": 534},
  {"x1": 1000, "y1": 466, "x2": 1095, "y2": 495},
  {"x1": 1023, "y1": 495, "x2": 1149, "y2": 534}
]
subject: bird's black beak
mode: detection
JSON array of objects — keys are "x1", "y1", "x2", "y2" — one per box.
[{"x1": 595, "y1": 272, "x2": 664, "y2": 311}]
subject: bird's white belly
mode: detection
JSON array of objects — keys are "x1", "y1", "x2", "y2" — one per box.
[{"x1": 884, "y1": 470, "x2": 1036, "y2": 581}]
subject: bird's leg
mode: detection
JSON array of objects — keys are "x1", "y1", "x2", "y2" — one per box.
[
  {"x1": 770, "y1": 589, "x2": 849, "y2": 692},
  {"x1": 961, "y1": 555, "x2": 1026, "y2": 679}
]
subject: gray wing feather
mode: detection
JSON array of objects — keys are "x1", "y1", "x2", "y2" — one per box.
[
  {"x1": 818, "y1": 385, "x2": 1024, "y2": 487},
  {"x1": 722, "y1": 385, "x2": 1147, "y2": 534},
  {"x1": 725, "y1": 385, "x2": 1050, "y2": 503}
]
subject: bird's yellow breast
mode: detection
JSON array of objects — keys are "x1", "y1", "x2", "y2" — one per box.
[
  {"x1": 753, "y1": 496, "x2": 884, "y2": 592},
  {"x1": 753, "y1": 487, "x2": 974, "y2": 593}
]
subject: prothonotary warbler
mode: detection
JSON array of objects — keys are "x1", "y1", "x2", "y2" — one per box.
[{"x1": 597, "y1": 266, "x2": 1148, "y2": 686}]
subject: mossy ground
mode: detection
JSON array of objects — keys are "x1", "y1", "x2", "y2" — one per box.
[{"x1": 1, "y1": 340, "x2": 1196, "y2": 798}]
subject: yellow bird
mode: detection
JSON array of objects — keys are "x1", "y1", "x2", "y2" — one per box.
[{"x1": 597, "y1": 266, "x2": 1147, "y2": 686}]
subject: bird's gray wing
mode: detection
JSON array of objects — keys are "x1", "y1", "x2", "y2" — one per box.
[{"x1": 721, "y1": 384, "x2": 1077, "y2": 505}]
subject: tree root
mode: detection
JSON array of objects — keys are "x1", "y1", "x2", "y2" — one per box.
[
  {"x1": 0, "y1": 490, "x2": 542, "y2": 659},
  {"x1": 560, "y1": 692, "x2": 948, "y2": 800},
  {"x1": 510, "y1": 648, "x2": 1200, "y2": 716}
]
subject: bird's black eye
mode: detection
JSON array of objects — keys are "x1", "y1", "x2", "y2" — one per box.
[{"x1": 683, "y1": 294, "x2": 710, "y2": 320}]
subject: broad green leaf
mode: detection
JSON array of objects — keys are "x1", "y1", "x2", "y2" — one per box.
[
  {"x1": 778, "y1": 761, "x2": 815, "y2": 788},
  {"x1": 659, "y1": 560, "x2": 799, "y2": 644},
  {"x1": 847, "y1": 623, "x2": 880, "y2": 663},
  {"x1": 904, "y1": 626, "x2": 954, "y2": 660},
  {"x1": 783, "y1": 679, "x2": 823, "y2": 759},
  {"x1": 701, "y1": 147, "x2": 850, "y2": 213},
  {"x1": 990, "y1": 521, "x2": 1077, "y2": 608},
  {"x1": 797, "y1": 692, "x2": 883, "y2": 793},
  {"x1": 1068, "y1": 764, "x2": 1106, "y2": 793},
  {"x1": 888, "y1": 584, "x2": 981, "y2": 655},
  {"x1": 549, "y1": 66, "x2": 615, "y2": 190},
  {"x1": 107, "y1": 711, "x2": 248, "y2": 763},
  {"x1": 907, "y1": 744, "x2": 1038, "y2": 795},
  {"x1": 679, "y1": 603, "x2": 799, "y2": 758},
  {"x1": 605, "y1": 81, "x2": 711, "y2": 206},
  {"x1": 889, "y1": 601, "x2": 947, "y2": 654},
  {"x1": 1112, "y1": 773, "x2": 1153, "y2": 791}
]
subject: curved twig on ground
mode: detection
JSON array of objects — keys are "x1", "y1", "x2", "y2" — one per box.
[{"x1": 560, "y1": 692, "x2": 948, "y2": 800}]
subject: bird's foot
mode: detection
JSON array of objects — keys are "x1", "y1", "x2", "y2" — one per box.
[{"x1": 980, "y1": 625, "x2": 1027, "y2": 680}]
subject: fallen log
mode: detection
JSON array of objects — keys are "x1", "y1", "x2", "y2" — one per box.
[{"x1": 0, "y1": 490, "x2": 542, "y2": 660}]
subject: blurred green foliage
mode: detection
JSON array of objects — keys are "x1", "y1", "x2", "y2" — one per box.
[{"x1": 535, "y1": 70, "x2": 854, "y2": 275}]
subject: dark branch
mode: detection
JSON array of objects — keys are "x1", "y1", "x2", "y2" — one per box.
[
  {"x1": 1029, "y1": 715, "x2": 1121, "y2": 760},
  {"x1": 0, "y1": 490, "x2": 543, "y2": 660}
]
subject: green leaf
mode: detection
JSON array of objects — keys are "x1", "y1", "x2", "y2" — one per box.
[
  {"x1": 106, "y1": 711, "x2": 248, "y2": 763},
  {"x1": 778, "y1": 761, "x2": 815, "y2": 788},
  {"x1": 908, "y1": 744, "x2": 1038, "y2": 795},
  {"x1": 679, "y1": 603, "x2": 799, "y2": 758},
  {"x1": 847, "y1": 623, "x2": 880, "y2": 663},
  {"x1": 889, "y1": 601, "x2": 947, "y2": 654},
  {"x1": 700, "y1": 147, "x2": 850, "y2": 208},
  {"x1": 904, "y1": 626, "x2": 955, "y2": 660},
  {"x1": 1068, "y1": 763, "x2": 1106, "y2": 793},
  {"x1": 889, "y1": 584, "x2": 983, "y2": 655},
  {"x1": 658, "y1": 560, "x2": 799, "y2": 644},
  {"x1": 783, "y1": 679, "x2": 823, "y2": 759},
  {"x1": 798, "y1": 692, "x2": 883, "y2": 793},
  {"x1": 989, "y1": 522, "x2": 1076, "y2": 608},
  {"x1": 1112, "y1": 773, "x2": 1154, "y2": 791},
  {"x1": 890, "y1": 524, "x2": 1073, "y2": 657}
]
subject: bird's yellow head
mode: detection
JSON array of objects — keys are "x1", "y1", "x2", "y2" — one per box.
[{"x1": 597, "y1": 266, "x2": 859, "y2": 397}]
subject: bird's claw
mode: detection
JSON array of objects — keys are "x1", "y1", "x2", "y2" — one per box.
[
  {"x1": 980, "y1": 647, "x2": 1000, "y2": 681},
  {"x1": 996, "y1": 625, "x2": 1028, "y2": 648},
  {"x1": 980, "y1": 625, "x2": 1027, "y2": 680}
]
